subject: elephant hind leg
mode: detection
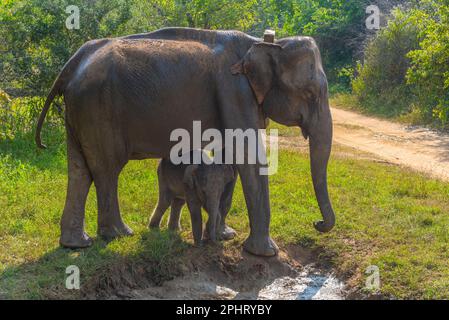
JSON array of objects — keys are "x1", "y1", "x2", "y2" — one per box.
[
  {"x1": 167, "y1": 198, "x2": 185, "y2": 231},
  {"x1": 149, "y1": 183, "x2": 173, "y2": 229},
  {"x1": 92, "y1": 166, "x2": 133, "y2": 241},
  {"x1": 82, "y1": 136, "x2": 132, "y2": 241},
  {"x1": 60, "y1": 130, "x2": 93, "y2": 249}
]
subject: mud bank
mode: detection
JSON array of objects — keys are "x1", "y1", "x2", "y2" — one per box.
[
  {"x1": 128, "y1": 267, "x2": 345, "y2": 300},
  {"x1": 100, "y1": 247, "x2": 348, "y2": 300}
]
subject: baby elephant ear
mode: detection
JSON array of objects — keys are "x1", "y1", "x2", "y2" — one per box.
[
  {"x1": 230, "y1": 60, "x2": 244, "y2": 75},
  {"x1": 183, "y1": 164, "x2": 199, "y2": 189}
]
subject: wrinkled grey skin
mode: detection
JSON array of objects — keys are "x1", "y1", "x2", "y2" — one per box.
[
  {"x1": 35, "y1": 27, "x2": 335, "y2": 257},
  {"x1": 149, "y1": 157, "x2": 237, "y2": 245}
]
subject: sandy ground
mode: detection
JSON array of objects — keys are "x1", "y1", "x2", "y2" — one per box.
[{"x1": 331, "y1": 107, "x2": 449, "y2": 181}]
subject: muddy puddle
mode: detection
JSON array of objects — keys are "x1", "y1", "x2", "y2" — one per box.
[
  {"x1": 128, "y1": 267, "x2": 345, "y2": 300},
  {"x1": 108, "y1": 247, "x2": 347, "y2": 300}
]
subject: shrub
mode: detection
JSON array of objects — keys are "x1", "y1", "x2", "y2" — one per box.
[
  {"x1": 352, "y1": 8, "x2": 423, "y2": 117},
  {"x1": 406, "y1": 1, "x2": 449, "y2": 126},
  {"x1": 352, "y1": 1, "x2": 449, "y2": 128},
  {"x1": 0, "y1": 96, "x2": 63, "y2": 140}
]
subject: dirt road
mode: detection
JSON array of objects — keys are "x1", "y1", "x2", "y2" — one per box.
[{"x1": 331, "y1": 107, "x2": 449, "y2": 181}]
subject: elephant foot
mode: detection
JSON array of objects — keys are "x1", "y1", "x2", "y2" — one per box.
[
  {"x1": 202, "y1": 229, "x2": 214, "y2": 242},
  {"x1": 193, "y1": 239, "x2": 204, "y2": 247},
  {"x1": 148, "y1": 221, "x2": 161, "y2": 229},
  {"x1": 220, "y1": 225, "x2": 237, "y2": 241},
  {"x1": 60, "y1": 230, "x2": 93, "y2": 249},
  {"x1": 314, "y1": 220, "x2": 334, "y2": 233},
  {"x1": 98, "y1": 222, "x2": 134, "y2": 241},
  {"x1": 243, "y1": 235, "x2": 279, "y2": 257}
]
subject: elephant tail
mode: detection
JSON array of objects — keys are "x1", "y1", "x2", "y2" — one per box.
[
  {"x1": 35, "y1": 79, "x2": 62, "y2": 149},
  {"x1": 35, "y1": 39, "x2": 110, "y2": 149}
]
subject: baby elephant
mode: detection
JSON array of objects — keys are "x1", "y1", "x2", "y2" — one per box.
[{"x1": 149, "y1": 158, "x2": 237, "y2": 245}]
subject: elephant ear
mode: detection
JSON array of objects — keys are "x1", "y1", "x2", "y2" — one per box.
[
  {"x1": 183, "y1": 164, "x2": 199, "y2": 189},
  {"x1": 231, "y1": 43, "x2": 282, "y2": 105}
]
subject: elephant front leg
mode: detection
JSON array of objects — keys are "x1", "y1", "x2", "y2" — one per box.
[
  {"x1": 205, "y1": 208, "x2": 220, "y2": 243},
  {"x1": 218, "y1": 179, "x2": 238, "y2": 241},
  {"x1": 60, "y1": 136, "x2": 93, "y2": 249},
  {"x1": 185, "y1": 191, "x2": 203, "y2": 246},
  {"x1": 238, "y1": 164, "x2": 278, "y2": 257}
]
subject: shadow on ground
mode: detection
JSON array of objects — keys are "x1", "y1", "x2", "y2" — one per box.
[{"x1": 0, "y1": 229, "x2": 186, "y2": 299}]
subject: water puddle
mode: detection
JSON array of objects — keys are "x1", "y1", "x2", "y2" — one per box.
[
  {"x1": 129, "y1": 267, "x2": 346, "y2": 300},
  {"x1": 256, "y1": 271, "x2": 345, "y2": 300}
]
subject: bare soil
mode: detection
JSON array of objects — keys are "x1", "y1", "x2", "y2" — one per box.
[
  {"x1": 331, "y1": 108, "x2": 449, "y2": 181},
  {"x1": 279, "y1": 107, "x2": 449, "y2": 181}
]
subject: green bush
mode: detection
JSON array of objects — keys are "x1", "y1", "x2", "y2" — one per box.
[
  {"x1": 352, "y1": 8, "x2": 423, "y2": 117},
  {"x1": 0, "y1": 0, "x2": 135, "y2": 96},
  {"x1": 352, "y1": 1, "x2": 449, "y2": 128},
  {"x1": 407, "y1": 1, "x2": 449, "y2": 125},
  {"x1": 0, "y1": 0, "x2": 375, "y2": 97},
  {"x1": 0, "y1": 96, "x2": 63, "y2": 140},
  {"x1": 267, "y1": 0, "x2": 370, "y2": 91}
]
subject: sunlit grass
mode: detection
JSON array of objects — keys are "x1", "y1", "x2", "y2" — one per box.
[{"x1": 1, "y1": 126, "x2": 449, "y2": 299}]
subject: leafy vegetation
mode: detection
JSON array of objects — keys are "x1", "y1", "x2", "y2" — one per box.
[
  {"x1": 352, "y1": 0, "x2": 449, "y2": 128},
  {"x1": 352, "y1": 8, "x2": 423, "y2": 118},
  {"x1": 406, "y1": 1, "x2": 449, "y2": 125},
  {"x1": 0, "y1": 0, "x2": 376, "y2": 97}
]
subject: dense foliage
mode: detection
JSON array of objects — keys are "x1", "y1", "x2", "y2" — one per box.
[
  {"x1": 406, "y1": 0, "x2": 449, "y2": 125},
  {"x1": 0, "y1": 0, "x2": 373, "y2": 97},
  {"x1": 353, "y1": 0, "x2": 449, "y2": 127},
  {"x1": 352, "y1": 8, "x2": 423, "y2": 117},
  {"x1": 1, "y1": 0, "x2": 448, "y2": 128}
]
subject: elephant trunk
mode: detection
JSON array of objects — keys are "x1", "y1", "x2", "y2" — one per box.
[{"x1": 307, "y1": 89, "x2": 335, "y2": 233}]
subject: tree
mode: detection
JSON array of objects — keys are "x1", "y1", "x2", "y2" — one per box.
[
  {"x1": 407, "y1": 0, "x2": 449, "y2": 125},
  {"x1": 0, "y1": 0, "x2": 133, "y2": 96}
]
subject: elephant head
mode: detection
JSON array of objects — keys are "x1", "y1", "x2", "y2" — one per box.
[{"x1": 231, "y1": 36, "x2": 335, "y2": 233}]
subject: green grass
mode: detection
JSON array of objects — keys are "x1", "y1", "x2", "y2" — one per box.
[
  {"x1": 1, "y1": 126, "x2": 449, "y2": 299},
  {"x1": 330, "y1": 93, "x2": 359, "y2": 110}
]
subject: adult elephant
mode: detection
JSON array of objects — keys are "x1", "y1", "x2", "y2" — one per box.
[{"x1": 35, "y1": 27, "x2": 335, "y2": 257}]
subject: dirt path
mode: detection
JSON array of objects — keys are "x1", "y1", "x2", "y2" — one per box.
[{"x1": 331, "y1": 107, "x2": 449, "y2": 181}]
